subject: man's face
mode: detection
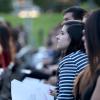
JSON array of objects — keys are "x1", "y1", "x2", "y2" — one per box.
[{"x1": 63, "y1": 12, "x2": 74, "y2": 24}]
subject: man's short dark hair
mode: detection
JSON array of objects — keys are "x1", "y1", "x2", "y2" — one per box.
[{"x1": 63, "y1": 6, "x2": 87, "y2": 20}]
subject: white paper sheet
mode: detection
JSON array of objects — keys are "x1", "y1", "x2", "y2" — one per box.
[
  {"x1": 11, "y1": 78, "x2": 55, "y2": 100},
  {"x1": 11, "y1": 79, "x2": 33, "y2": 100}
]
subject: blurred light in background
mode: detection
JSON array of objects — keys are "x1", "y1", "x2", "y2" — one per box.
[
  {"x1": 13, "y1": 0, "x2": 41, "y2": 46},
  {"x1": 18, "y1": 9, "x2": 40, "y2": 18}
]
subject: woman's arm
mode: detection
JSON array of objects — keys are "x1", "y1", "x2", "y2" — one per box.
[{"x1": 91, "y1": 76, "x2": 100, "y2": 100}]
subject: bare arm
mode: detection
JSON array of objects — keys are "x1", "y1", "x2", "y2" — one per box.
[{"x1": 91, "y1": 76, "x2": 100, "y2": 100}]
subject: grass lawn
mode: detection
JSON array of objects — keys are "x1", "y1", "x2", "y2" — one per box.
[{"x1": 0, "y1": 13, "x2": 62, "y2": 47}]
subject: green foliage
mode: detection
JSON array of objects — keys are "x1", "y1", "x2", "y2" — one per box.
[
  {"x1": 0, "y1": 0, "x2": 12, "y2": 13},
  {"x1": 81, "y1": 0, "x2": 88, "y2": 3},
  {"x1": 33, "y1": 0, "x2": 52, "y2": 11},
  {"x1": 33, "y1": 0, "x2": 72, "y2": 12},
  {"x1": 32, "y1": 13, "x2": 62, "y2": 46},
  {"x1": 93, "y1": 0, "x2": 100, "y2": 6},
  {"x1": 81, "y1": 2, "x2": 91, "y2": 10}
]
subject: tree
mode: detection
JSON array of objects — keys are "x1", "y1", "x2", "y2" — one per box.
[
  {"x1": 0, "y1": 0, "x2": 13, "y2": 13},
  {"x1": 93, "y1": 0, "x2": 100, "y2": 6},
  {"x1": 81, "y1": 0, "x2": 88, "y2": 2},
  {"x1": 33, "y1": 0, "x2": 51, "y2": 11},
  {"x1": 33, "y1": 0, "x2": 76, "y2": 12}
]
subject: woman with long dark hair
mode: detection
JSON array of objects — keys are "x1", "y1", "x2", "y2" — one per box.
[
  {"x1": 55, "y1": 20, "x2": 88, "y2": 100},
  {"x1": 74, "y1": 9, "x2": 100, "y2": 100}
]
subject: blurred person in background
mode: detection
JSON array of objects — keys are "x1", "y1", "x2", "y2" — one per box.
[
  {"x1": 63, "y1": 6, "x2": 87, "y2": 24},
  {"x1": 74, "y1": 9, "x2": 100, "y2": 100},
  {"x1": 45, "y1": 23, "x2": 62, "y2": 64},
  {"x1": 0, "y1": 23, "x2": 13, "y2": 100},
  {"x1": 17, "y1": 25, "x2": 28, "y2": 47},
  {"x1": 0, "y1": 24, "x2": 11, "y2": 69},
  {"x1": 0, "y1": 22, "x2": 25, "y2": 100},
  {"x1": 43, "y1": 23, "x2": 62, "y2": 86},
  {"x1": 31, "y1": 24, "x2": 62, "y2": 76}
]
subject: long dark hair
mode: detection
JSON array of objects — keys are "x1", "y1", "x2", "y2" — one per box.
[
  {"x1": 85, "y1": 9, "x2": 100, "y2": 74},
  {"x1": 0, "y1": 24, "x2": 11, "y2": 67},
  {"x1": 81, "y1": 9, "x2": 100, "y2": 100},
  {"x1": 0, "y1": 25, "x2": 10, "y2": 50},
  {"x1": 62, "y1": 20, "x2": 85, "y2": 57}
]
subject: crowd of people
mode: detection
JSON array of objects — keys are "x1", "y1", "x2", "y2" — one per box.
[{"x1": 0, "y1": 6, "x2": 100, "y2": 100}]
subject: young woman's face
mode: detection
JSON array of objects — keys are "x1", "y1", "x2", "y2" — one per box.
[
  {"x1": 82, "y1": 30, "x2": 88, "y2": 53},
  {"x1": 56, "y1": 25, "x2": 71, "y2": 50}
]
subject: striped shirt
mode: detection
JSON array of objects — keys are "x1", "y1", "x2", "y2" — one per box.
[{"x1": 56, "y1": 50, "x2": 88, "y2": 100}]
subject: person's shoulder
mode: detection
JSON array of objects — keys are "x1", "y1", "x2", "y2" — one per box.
[
  {"x1": 59, "y1": 51, "x2": 88, "y2": 66},
  {"x1": 91, "y1": 76, "x2": 100, "y2": 100},
  {"x1": 61, "y1": 51, "x2": 87, "y2": 63},
  {"x1": 59, "y1": 53, "x2": 74, "y2": 66},
  {"x1": 97, "y1": 76, "x2": 100, "y2": 87},
  {"x1": 70, "y1": 50, "x2": 88, "y2": 61},
  {"x1": 70, "y1": 50, "x2": 87, "y2": 57}
]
